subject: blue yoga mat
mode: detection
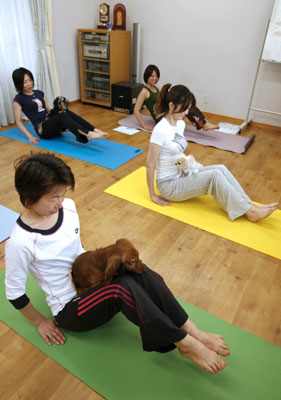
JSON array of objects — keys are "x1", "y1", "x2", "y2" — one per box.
[
  {"x1": 0, "y1": 205, "x2": 19, "y2": 243},
  {"x1": 0, "y1": 124, "x2": 144, "y2": 170}
]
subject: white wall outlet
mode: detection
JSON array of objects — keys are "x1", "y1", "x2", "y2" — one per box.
[{"x1": 203, "y1": 94, "x2": 209, "y2": 104}]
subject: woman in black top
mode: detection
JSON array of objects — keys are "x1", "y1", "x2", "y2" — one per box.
[
  {"x1": 12, "y1": 67, "x2": 108, "y2": 145},
  {"x1": 134, "y1": 64, "x2": 219, "y2": 132}
]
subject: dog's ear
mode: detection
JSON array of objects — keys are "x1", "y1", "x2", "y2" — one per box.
[
  {"x1": 104, "y1": 255, "x2": 122, "y2": 283},
  {"x1": 53, "y1": 96, "x2": 59, "y2": 106}
]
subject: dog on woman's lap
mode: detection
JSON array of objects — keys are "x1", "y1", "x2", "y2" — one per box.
[
  {"x1": 71, "y1": 239, "x2": 145, "y2": 295},
  {"x1": 48, "y1": 96, "x2": 69, "y2": 118}
]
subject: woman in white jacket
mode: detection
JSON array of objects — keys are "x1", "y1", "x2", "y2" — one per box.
[{"x1": 5, "y1": 152, "x2": 230, "y2": 374}]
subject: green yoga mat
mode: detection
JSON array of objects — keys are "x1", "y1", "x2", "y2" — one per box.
[{"x1": 1, "y1": 271, "x2": 280, "y2": 400}]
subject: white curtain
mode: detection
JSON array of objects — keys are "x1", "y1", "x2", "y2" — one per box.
[
  {"x1": 30, "y1": 0, "x2": 60, "y2": 106},
  {"x1": 0, "y1": 0, "x2": 37, "y2": 127}
]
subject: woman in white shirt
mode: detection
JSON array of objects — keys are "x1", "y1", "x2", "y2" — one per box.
[
  {"x1": 5, "y1": 152, "x2": 230, "y2": 374},
  {"x1": 146, "y1": 84, "x2": 278, "y2": 221}
]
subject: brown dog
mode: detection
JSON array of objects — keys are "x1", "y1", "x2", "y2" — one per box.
[{"x1": 71, "y1": 238, "x2": 145, "y2": 295}]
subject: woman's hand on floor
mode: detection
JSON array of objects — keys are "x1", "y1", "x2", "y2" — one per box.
[
  {"x1": 28, "y1": 135, "x2": 39, "y2": 145},
  {"x1": 151, "y1": 194, "x2": 171, "y2": 206},
  {"x1": 143, "y1": 124, "x2": 154, "y2": 132},
  {"x1": 37, "y1": 317, "x2": 65, "y2": 346}
]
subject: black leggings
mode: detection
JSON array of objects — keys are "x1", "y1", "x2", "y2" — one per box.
[
  {"x1": 37, "y1": 110, "x2": 95, "y2": 143},
  {"x1": 55, "y1": 267, "x2": 188, "y2": 353}
]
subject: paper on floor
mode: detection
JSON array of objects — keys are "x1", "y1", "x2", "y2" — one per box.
[{"x1": 114, "y1": 126, "x2": 140, "y2": 135}]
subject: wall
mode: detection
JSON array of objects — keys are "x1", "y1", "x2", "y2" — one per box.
[
  {"x1": 52, "y1": 0, "x2": 100, "y2": 104},
  {"x1": 52, "y1": 0, "x2": 281, "y2": 127}
]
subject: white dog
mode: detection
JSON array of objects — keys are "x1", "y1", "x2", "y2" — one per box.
[{"x1": 175, "y1": 154, "x2": 203, "y2": 177}]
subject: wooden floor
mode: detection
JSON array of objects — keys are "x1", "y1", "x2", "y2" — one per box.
[{"x1": 0, "y1": 103, "x2": 280, "y2": 399}]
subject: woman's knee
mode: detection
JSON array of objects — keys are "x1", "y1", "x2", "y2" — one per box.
[
  {"x1": 211, "y1": 165, "x2": 231, "y2": 181},
  {"x1": 112, "y1": 274, "x2": 135, "y2": 288},
  {"x1": 59, "y1": 111, "x2": 71, "y2": 123},
  {"x1": 213, "y1": 164, "x2": 228, "y2": 172},
  {"x1": 211, "y1": 169, "x2": 226, "y2": 186}
]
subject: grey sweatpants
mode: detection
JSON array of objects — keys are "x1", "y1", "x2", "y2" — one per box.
[{"x1": 157, "y1": 164, "x2": 252, "y2": 221}]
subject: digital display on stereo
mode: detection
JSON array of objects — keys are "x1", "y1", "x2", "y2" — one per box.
[{"x1": 83, "y1": 44, "x2": 109, "y2": 59}]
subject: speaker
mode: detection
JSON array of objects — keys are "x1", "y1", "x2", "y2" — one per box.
[
  {"x1": 131, "y1": 23, "x2": 141, "y2": 83},
  {"x1": 112, "y1": 81, "x2": 143, "y2": 113}
]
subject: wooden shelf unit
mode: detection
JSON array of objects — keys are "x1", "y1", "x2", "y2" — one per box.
[{"x1": 77, "y1": 29, "x2": 131, "y2": 107}]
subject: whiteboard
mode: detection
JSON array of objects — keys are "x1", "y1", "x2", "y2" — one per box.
[{"x1": 262, "y1": 0, "x2": 281, "y2": 62}]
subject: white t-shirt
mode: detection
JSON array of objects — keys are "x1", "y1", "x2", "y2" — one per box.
[
  {"x1": 150, "y1": 118, "x2": 188, "y2": 180},
  {"x1": 5, "y1": 198, "x2": 85, "y2": 316}
]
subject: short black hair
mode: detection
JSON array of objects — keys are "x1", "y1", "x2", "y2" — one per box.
[
  {"x1": 12, "y1": 67, "x2": 34, "y2": 93},
  {"x1": 14, "y1": 152, "x2": 75, "y2": 207},
  {"x1": 143, "y1": 64, "x2": 160, "y2": 84}
]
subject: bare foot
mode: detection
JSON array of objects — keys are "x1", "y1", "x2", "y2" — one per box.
[
  {"x1": 194, "y1": 332, "x2": 230, "y2": 356},
  {"x1": 182, "y1": 319, "x2": 230, "y2": 357},
  {"x1": 246, "y1": 203, "x2": 278, "y2": 222},
  {"x1": 175, "y1": 335, "x2": 227, "y2": 374},
  {"x1": 87, "y1": 129, "x2": 108, "y2": 140},
  {"x1": 94, "y1": 128, "x2": 108, "y2": 137},
  {"x1": 252, "y1": 202, "x2": 278, "y2": 209},
  {"x1": 78, "y1": 129, "x2": 108, "y2": 141},
  {"x1": 203, "y1": 122, "x2": 219, "y2": 131}
]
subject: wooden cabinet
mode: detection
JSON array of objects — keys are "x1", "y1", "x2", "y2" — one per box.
[{"x1": 77, "y1": 29, "x2": 131, "y2": 107}]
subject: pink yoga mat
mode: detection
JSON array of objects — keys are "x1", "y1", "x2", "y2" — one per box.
[{"x1": 118, "y1": 115, "x2": 255, "y2": 154}]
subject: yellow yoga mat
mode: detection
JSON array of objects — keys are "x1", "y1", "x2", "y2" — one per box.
[{"x1": 105, "y1": 167, "x2": 281, "y2": 260}]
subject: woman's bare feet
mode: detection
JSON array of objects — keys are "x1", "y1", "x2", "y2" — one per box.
[
  {"x1": 203, "y1": 122, "x2": 219, "y2": 131},
  {"x1": 181, "y1": 319, "x2": 230, "y2": 357},
  {"x1": 246, "y1": 203, "x2": 278, "y2": 222},
  {"x1": 78, "y1": 129, "x2": 108, "y2": 141},
  {"x1": 175, "y1": 335, "x2": 227, "y2": 374},
  {"x1": 193, "y1": 332, "x2": 230, "y2": 356},
  {"x1": 87, "y1": 129, "x2": 108, "y2": 140},
  {"x1": 252, "y1": 202, "x2": 278, "y2": 209}
]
